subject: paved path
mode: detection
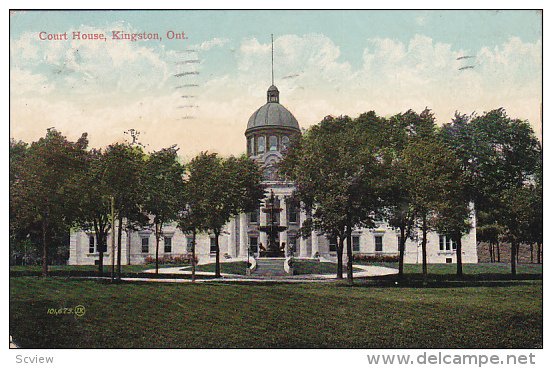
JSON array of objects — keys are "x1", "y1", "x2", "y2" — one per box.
[{"x1": 135, "y1": 264, "x2": 397, "y2": 283}]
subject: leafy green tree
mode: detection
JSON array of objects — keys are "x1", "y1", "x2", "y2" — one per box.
[
  {"x1": 185, "y1": 152, "x2": 264, "y2": 278},
  {"x1": 280, "y1": 114, "x2": 385, "y2": 283},
  {"x1": 103, "y1": 143, "x2": 148, "y2": 278},
  {"x1": 10, "y1": 129, "x2": 88, "y2": 276},
  {"x1": 74, "y1": 149, "x2": 112, "y2": 274},
  {"x1": 142, "y1": 146, "x2": 185, "y2": 274},
  {"x1": 381, "y1": 109, "x2": 437, "y2": 277},
  {"x1": 441, "y1": 109, "x2": 541, "y2": 274},
  {"x1": 402, "y1": 136, "x2": 462, "y2": 282}
]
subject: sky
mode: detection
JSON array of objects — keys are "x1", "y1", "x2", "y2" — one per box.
[{"x1": 9, "y1": 10, "x2": 542, "y2": 159}]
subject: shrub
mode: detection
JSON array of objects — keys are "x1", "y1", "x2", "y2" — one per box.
[
  {"x1": 144, "y1": 254, "x2": 194, "y2": 265},
  {"x1": 352, "y1": 254, "x2": 399, "y2": 263}
]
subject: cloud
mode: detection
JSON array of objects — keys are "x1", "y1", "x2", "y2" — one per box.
[
  {"x1": 9, "y1": 32, "x2": 542, "y2": 159},
  {"x1": 199, "y1": 37, "x2": 229, "y2": 51}
]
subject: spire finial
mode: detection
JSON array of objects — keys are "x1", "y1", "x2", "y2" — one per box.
[{"x1": 271, "y1": 34, "x2": 274, "y2": 86}]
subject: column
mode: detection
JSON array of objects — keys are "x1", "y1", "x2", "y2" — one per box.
[
  {"x1": 299, "y1": 209, "x2": 308, "y2": 257},
  {"x1": 239, "y1": 213, "x2": 248, "y2": 257},
  {"x1": 311, "y1": 230, "x2": 319, "y2": 258},
  {"x1": 280, "y1": 196, "x2": 288, "y2": 257},
  {"x1": 228, "y1": 217, "x2": 236, "y2": 257},
  {"x1": 259, "y1": 200, "x2": 267, "y2": 251}
]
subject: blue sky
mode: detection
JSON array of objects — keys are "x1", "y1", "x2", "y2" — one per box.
[{"x1": 10, "y1": 10, "x2": 542, "y2": 157}]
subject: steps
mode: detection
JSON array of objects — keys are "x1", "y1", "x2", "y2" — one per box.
[{"x1": 253, "y1": 258, "x2": 287, "y2": 276}]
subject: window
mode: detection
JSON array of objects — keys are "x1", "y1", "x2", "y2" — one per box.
[
  {"x1": 186, "y1": 237, "x2": 194, "y2": 252},
  {"x1": 249, "y1": 236, "x2": 258, "y2": 255},
  {"x1": 375, "y1": 236, "x2": 383, "y2": 252},
  {"x1": 210, "y1": 237, "x2": 217, "y2": 253},
  {"x1": 249, "y1": 208, "x2": 259, "y2": 224},
  {"x1": 269, "y1": 135, "x2": 278, "y2": 151},
  {"x1": 397, "y1": 236, "x2": 401, "y2": 251},
  {"x1": 353, "y1": 236, "x2": 360, "y2": 252},
  {"x1": 288, "y1": 205, "x2": 298, "y2": 223},
  {"x1": 281, "y1": 136, "x2": 290, "y2": 150},
  {"x1": 141, "y1": 237, "x2": 149, "y2": 253},
  {"x1": 88, "y1": 235, "x2": 96, "y2": 254},
  {"x1": 248, "y1": 137, "x2": 254, "y2": 155},
  {"x1": 164, "y1": 237, "x2": 172, "y2": 253},
  {"x1": 329, "y1": 237, "x2": 337, "y2": 252},
  {"x1": 257, "y1": 136, "x2": 265, "y2": 154},
  {"x1": 439, "y1": 235, "x2": 457, "y2": 251}
]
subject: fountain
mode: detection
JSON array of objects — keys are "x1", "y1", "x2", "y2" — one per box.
[{"x1": 258, "y1": 190, "x2": 287, "y2": 257}]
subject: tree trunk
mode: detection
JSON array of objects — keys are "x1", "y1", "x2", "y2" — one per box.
[
  {"x1": 530, "y1": 243, "x2": 534, "y2": 264},
  {"x1": 116, "y1": 217, "x2": 123, "y2": 279},
  {"x1": 155, "y1": 221, "x2": 161, "y2": 275},
  {"x1": 496, "y1": 241, "x2": 501, "y2": 263},
  {"x1": 336, "y1": 237, "x2": 344, "y2": 279},
  {"x1": 511, "y1": 241, "x2": 517, "y2": 275},
  {"x1": 398, "y1": 226, "x2": 406, "y2": 278},
  {"x1": 489, "y1": 242, "x2": 494, "y2": 263},
  {"x1": 421, "y1": 216, "x2": 428, "y2": 284},
  {"x1": 537, "y1": 242, "x2": 541, "y2": 264},
  {"x1": 41, "y1": 220, "x2": 48, "y2": 277},
  {"x1": 455, "y1": 235, "x2": 463, "y2": 279},
  {"x1": 93, "y1": 219, "x2": 103, "y2": 274},
  {"x1": 215, "y1": 231, "x2": 221, "y2": 278},
  {"x1": 191, "y1": 231, "x2": 196, "y2": 282},
  {"x1": 346, "y1": 225, "x2": 353, "y2": 285}
]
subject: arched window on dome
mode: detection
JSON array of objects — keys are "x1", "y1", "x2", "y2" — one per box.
[
  {"x1": 257, "y1": 136, "x2": 265, "y2": 154},
  {"x1": 281, "y1": 136, "x2": 290, "y2": 150},
  {"x1": 248, "y1": 137, "x2": 255, "y2": 156},
  {"x1": 269, "y1": 136, "x2": 278, "y2": 151}
]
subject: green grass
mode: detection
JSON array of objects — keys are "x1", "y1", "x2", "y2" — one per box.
[
  {"x1": 194, "y1": 261, "x2": 249, "y2": 275},
  {"x1": 10, "y1": 275, "x2": 542, "y2": 348},
  {"x1": 292, "y1": 259, "x2": 363, "y2": 275}
]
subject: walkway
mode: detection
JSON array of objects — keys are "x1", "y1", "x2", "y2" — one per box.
[{"x1": 137, "y1": 263, "x2": 397, "y2": 283}]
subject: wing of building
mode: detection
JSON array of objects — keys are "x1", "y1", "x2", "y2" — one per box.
[{"x1": 69, "y1": 84, "x2": 478, "y2": 266}]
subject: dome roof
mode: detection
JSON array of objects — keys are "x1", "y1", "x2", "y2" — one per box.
[
  {"x1": 246, "y1": 103, "x2": 300, "y2": 132},
  {"x1": 246, "y1": 85, "x2": 300, "y2": 133}
]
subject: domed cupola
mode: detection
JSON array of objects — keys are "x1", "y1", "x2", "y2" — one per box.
[
  {"x1": 244, "y1": 35, "x2": 301, "y2": 181},
  {"x1": 267, "y1": 85, "x2": 279, "y2": 103}
]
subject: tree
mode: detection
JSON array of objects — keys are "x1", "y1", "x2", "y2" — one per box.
[
  {"x1": 142, "y1": 146, "x2": 185, "y2": 274},
  {"x1": 280, "y1": 114, "x2": 385, "y2": 283},
  {"x1": 103, "y1": 143, "x2": 147, "y2": 279},
  {"x1": 74, "y1": 149, "x2": 112, "y2": 274},
  {"x1": 184, "y1": 152, "x2": 264, "y2": 278},
  {"x1": 382, "y1": 109, "x2": 437, "y2": 277},
  {"x1": 10, "y1": 129, "x2": 88, "y2": 276},
  {"x1": 402, "y1": 136, "x2": 462, "y2": 282},
  {"x1": 441, "y1": 109, "x2": 541, "y2": 274}
]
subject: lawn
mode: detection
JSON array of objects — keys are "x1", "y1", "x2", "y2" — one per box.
[
  {"x1": 292, "y1": 259, "x2": 363, "y2": 275},
  {"x1": 10, "y1": 274, "x2": 542, "y2": 348}
]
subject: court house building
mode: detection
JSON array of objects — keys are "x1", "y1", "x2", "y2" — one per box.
[{"x1": 69, "y1": 84, "x2": 478, "y2": 266}]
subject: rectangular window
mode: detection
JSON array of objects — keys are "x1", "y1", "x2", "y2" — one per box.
[
  {"x1": 397, "y1": 236, "x2": 401, "y2": 251},
  {"x1": 288, "y1": 205, "x2": 298, "y2": 223},
  {"x1": 186, "y1": 237, "x2": 194, "y2": 252},
  {"x1": 164, "y1": 237, "x2": 172, "y2": 253},
  {"x1": 141, "y1": 237, "x2": 149, "y2": 253},
  {"x1": 439, "y1": 235, "x2": 446, "y2": 251},
  {"x1": 249, "y1": 209, "x2": 259, "y2": 224},
  {"x1": 451, "y1": 238, "x2": 457, "y2": 250},
  {"x1": 210, "y1": 237, "x2": 217, "y2": 253},
  {"x1": 329, "y1": 237, "x2": 337, "y2": 252},
  {"x1": 352, "y1": 236, "x2": 360, "y2": 252},
  {"x1": 375, "y1": 236, "x2": 383, "y2": 252},
  {"x1": 88, "y1": 235, "x2": 95, "y2": 254},
  {"x1": 249, "y1": 236, "x2": 258, "y2": 255}
]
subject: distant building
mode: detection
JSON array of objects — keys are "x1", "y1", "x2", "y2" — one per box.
[{"x1": 69, "y1": 83, "x2": 478, "y2": 266}]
